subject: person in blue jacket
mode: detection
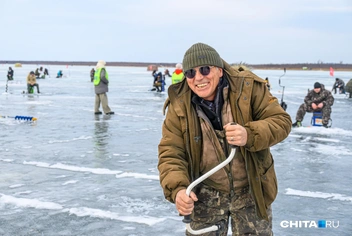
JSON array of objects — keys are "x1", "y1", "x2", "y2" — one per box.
[
  {"x1": 152, "y1": 70, "x2": 163, "y2": 92},
  {"x1": 56, "y1": 70, "x2": 63, "y2": 78}
]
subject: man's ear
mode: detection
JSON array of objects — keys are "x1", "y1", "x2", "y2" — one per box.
[{"x1": 218, "y1": 67, "x2": 223, "y2": 77}]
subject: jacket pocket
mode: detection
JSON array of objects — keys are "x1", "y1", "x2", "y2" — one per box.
[{"x1": 260, "y1": 161, "x2": 278, "y2": 208}]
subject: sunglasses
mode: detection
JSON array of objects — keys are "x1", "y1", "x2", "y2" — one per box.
[{"x1": 185, "y1": 66, "x2": 214, "y2": 79}]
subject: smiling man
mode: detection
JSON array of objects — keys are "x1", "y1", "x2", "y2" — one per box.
[{"x1": 158, "y1": 42, "x2": 292, "y2": 235}]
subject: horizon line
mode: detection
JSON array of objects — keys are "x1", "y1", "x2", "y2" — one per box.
[{"x1": 1, "y1": 60, "x2": 351, "y2": 66}]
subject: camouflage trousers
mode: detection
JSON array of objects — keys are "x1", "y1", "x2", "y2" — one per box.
[
  {"x1": 186, "y1": 184, "x2": 272, "y2": 236},
  {"x1": 295, "y1": 103, "x2": 332, "y2": 125}
]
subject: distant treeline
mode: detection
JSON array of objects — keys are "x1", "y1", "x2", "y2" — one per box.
[
  {"x1": 1, "y1": 60, "x2": 352, "y2": 71},
  {"x1": 0, "y1": 60, "x2": 176, "y2": 68},
  {"x1": 250, "y1": 63, "x2": 352, "y2": 71}
]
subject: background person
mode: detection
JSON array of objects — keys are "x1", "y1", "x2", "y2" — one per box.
[
  {"x1": 161, "y1": 69, "x2": 171, "y2": 92},
  {"x1": 35, "y1": 67, "x2": 45, "y2": 79},
  {"x1": 345, "y1": 79, "x2": 352, "y2": 98},
  {"x1": 90, "y1": 68, "x2": 95, "y2": 82},
  {"x1": 158, "y1": 42, "x2": 291, "y2": 235},
  {"x1": 26, "y1": 71, "x2": 40, "y2": 93},
  {"x1": 152, "y1": 70, "x2": 162, "y2": 92},
  {"x1": 56, "y1": 70, "x2": 63, "y2": 78},
  {"x1": 164, "y1": 69, "x2": 171, "y2": 78},
  {"x1": 7, "y1": 67, "x2": 14, "y2": 80},
  {"x1": 93, "y1": 60, "x2": 114, "y2": 115},
  {"x1": 44, "y1": 68, "x2": 50, "y2": 77},
  {"x1": 171, "y1": 63, "x2": 184, "y2": 84},
  {"x1": 265, "y1": 77, "x2": 271, "y2": 91},
  {"x1": 292, "y1": 82, "x2": 334, "y2": 128},
  {"x1": 332, "y1": 78, "x2": 345, "y2": 94}
]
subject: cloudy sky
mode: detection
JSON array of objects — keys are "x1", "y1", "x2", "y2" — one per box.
[{"x1": 1, "y1": 0, "x2": 351, "y2": 64}]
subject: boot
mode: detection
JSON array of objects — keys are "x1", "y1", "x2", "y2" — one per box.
[{"x1": 292, "y1": 121, "x2": 302, "y2": 127}]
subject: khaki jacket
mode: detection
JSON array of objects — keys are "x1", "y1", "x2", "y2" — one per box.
[
  {"x1": 27, "y1": 74, "x2": 37, "y2": 85},
  {"x1": 158, "y1": 60, "x2": 292, "y2": 220}
]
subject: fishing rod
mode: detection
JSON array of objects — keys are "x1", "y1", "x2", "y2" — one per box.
[
  {"x1": 0, "y1": 115, "x2": 37, "y2": 121},
  {"x1": 278, "y1": 68, "x2": 287, "y2": 111},
  {"x1": 183, "y1": 146, "x2": 237, "y2": 235}
]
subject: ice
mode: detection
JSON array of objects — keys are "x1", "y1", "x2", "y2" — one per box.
[{"x1": 0, "y1": 65, "x2": 351, "y2": 235}]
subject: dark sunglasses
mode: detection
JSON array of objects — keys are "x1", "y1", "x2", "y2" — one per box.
[{"x1": 185, "y1": 66, "x2": 214, "y2": 79}]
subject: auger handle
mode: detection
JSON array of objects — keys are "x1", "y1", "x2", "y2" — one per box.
[{"x1": 183, "y1": 147, "x2": 237, "y2": 225}]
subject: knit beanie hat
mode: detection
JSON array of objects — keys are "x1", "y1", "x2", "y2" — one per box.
[
  {"x1": 96, "y1": 60, "x2": 106, "y2": 69},
  {"x1": 314, "y1": 82, "x2": 321, "y2": 88},
  {"x1": 175, "y1": 63, "x2": 183, "y2": 69},
  {"x1": 182, "y1": 43, "x2": 223, "y2": 72}
]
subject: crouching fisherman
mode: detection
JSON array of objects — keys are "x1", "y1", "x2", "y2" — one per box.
[
  {"x1": 152, "y1": 70, "x2": 163, "y2": 92},
  {"x1": 35, "y1": 66, "x2": 49, "y2": 79},
  {"x1": 332, "y1": 78, "x2": 345, "y2": 94},
  {"x1": 56, "y1": 70, "x2": 63, "y2": 78},
  {"x1": 7, "y1": 67, "x2": 14, "y2": 80},
  {"x1": 27, "y1": 71, "x2": 40, "y2": 94}
]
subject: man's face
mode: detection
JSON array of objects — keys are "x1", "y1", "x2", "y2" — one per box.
[
  {"x1": 313, "y1": 88, "x2": 321, "y2": 93},
  {"x1": 186, "y1": 66, "x2": 223, "y2": 101}
]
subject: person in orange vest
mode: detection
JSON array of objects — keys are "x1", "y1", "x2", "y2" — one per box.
[{"x1": 171, "y1": 63, "x2": 184, "y2": 84}]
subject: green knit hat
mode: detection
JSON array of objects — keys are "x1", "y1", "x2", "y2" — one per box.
[{"x1": 182, "y1": 43, "x2": 223, "y2": 72}]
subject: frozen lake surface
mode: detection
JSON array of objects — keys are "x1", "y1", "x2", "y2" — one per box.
[{"x1": 1, "y1": 65, "x2": 351, "y2": 236}]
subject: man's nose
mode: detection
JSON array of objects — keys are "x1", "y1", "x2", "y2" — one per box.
[{"x1": 194, "y1": 70, "x2": 204, "y2": 80}]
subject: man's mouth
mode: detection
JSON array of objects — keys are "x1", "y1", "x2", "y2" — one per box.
[{"x1": 196, "y1": 83, "x2": 208, "y2": 88}]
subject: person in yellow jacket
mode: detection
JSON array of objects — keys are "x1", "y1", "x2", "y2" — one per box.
[
  {"x1": 26, "y1": 71, "x2": 40, "y2": 93},
  {"x1": 93, "y1": 60, "x2": 114, "y2": 115},
  {"x1": 171, "y1": 63, "x2": 184, "y2": 84}
]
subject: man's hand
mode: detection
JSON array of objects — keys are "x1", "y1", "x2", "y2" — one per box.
[
  {"x1": 224, "y1": 122, "x2": 247, "y2": 146},
  {"x1": 175, "y1": 189, "x2": 198, "y2": 216},
  {"x1": 312, "y1": 103, "x2": 318, "y2": 110},
  {"x1": 317, "y1": 103, "x2": 324, "y2": 109}
]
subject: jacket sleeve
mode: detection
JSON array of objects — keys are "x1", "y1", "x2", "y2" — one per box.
[
  {"x1": 323, "y1": 91, "x2": 334, "y2": 107},
  {"x1": 100, "y1": 69, "x2": 108, "y2": 84},
  {"x1": 243, "y1": 80, "x2": 292, "y2": 152},
  {"x1": 158, "y1": 102, "x2": 191, "y2": 203},
  {"x1": 304, "y1": 92, "x2": 313, "y2": 106}
]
